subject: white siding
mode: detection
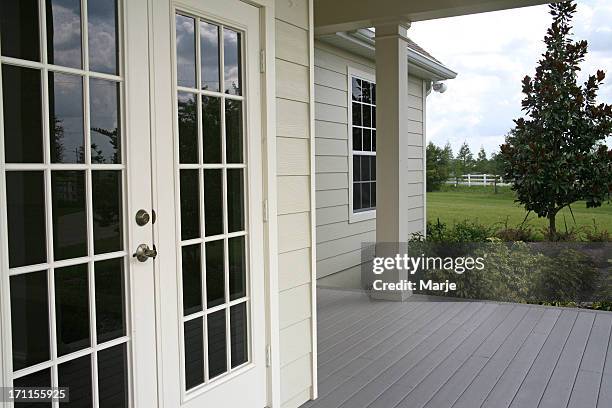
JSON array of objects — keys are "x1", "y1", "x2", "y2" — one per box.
[
  {"x1": 275, "y1": 1, "x2": 315, "y2": 406},
  {"x1": 314, "y1": 41, "x2": 426, "y2": 286}
]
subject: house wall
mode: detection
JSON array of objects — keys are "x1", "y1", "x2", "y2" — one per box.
[
  {"x1": 314, "y1": 40, "x2": 426, "y2": 288},
  {"x1": 274, "y1": 0, "x2": 315, "y2": 407}
]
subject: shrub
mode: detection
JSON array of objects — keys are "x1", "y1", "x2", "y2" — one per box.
[
  {"x1": 585, "y1": 220, "x2": 611, "y2": 242},
  {"x1": 425, "y1": 218, "x2": 493, "y2": 243}
]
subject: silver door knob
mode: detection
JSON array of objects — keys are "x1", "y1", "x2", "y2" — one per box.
[{"x1": 133, "y1": 244, "x2": 157, "y2": 262}]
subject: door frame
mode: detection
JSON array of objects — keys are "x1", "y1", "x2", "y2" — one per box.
[{"x1": 146, "y1": 0, "x2": 281, "y2": 406}]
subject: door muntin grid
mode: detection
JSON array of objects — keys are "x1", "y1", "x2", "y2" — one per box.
[
  {"x1": 0, "y1": 1, "x2": 130, "y2": 407},
  {"x1": 174, "y1": 11, "x2": 250, "y2": 394}
]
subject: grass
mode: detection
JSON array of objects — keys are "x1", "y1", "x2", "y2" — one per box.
[{"x1": 427, "y1": 185, "x2": 612, "y2": 236}]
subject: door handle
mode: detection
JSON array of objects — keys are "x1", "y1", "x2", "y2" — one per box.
[{"x1": 133, "y1": 244, "x2": 158, "y2": 262}]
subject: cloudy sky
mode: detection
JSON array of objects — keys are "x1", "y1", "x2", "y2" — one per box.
[{"x1": 409, "y1": 0, "x2": 612, "y2": 157}]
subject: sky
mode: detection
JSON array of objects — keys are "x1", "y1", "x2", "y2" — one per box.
[{"x1": 409, "y1": 0, "x2": 612, "y2": 157}]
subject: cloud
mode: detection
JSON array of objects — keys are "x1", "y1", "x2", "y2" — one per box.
[{"x1": 410, "y1": 0, "x2": 612, "y2": 156}]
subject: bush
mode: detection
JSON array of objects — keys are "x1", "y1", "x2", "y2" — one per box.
[
  {"x1": 585, "y1": 220, "x2": 611, "y2": 242},
  {"x1": 425, "y1": 219, "x2": 493, "y2": 243}
]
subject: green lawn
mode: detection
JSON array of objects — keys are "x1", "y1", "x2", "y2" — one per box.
[{"x1": 427, "y1": 185, "x2": 612, "y2": 235}]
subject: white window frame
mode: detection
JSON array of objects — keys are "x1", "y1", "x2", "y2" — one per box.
[{"x1": 347, "y1": 66, "x2": 376, "y2": 223}]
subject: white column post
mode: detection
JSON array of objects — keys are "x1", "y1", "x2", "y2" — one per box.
[{"x1": 372, "y1": 22, "x2": 412, "y2": 301}]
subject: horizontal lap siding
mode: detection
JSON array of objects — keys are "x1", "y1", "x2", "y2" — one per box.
[
  {"x1": 275, "y1": 1, "x2": 314, "y2": 407},
  {"x1": 314, "y1": 41, "x2": 426, "y2": 283}
]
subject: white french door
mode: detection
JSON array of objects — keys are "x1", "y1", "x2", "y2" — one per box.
[
  {"x1": 151, "y1": 0, "x2": 267, "y2": 407},
  {"x1": 0, "y1": 0, "x2": 157, "y2": 407}
]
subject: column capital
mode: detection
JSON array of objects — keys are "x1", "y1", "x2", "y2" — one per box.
[{"x1": 373, "y1": 19, "x2": 411, "y2": 39}]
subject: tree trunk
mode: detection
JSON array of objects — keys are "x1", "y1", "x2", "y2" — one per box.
[{"x1": 548, "y1": 213, "x2": 557, "y2": 240}]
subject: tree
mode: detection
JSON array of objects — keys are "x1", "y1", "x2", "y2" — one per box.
[
  {"x1": 501, "y1": 1, "x2": 612, "y2": 239},
  {"x1": 475, "y1": 147, "x2": 488, "y2": 173},
  {"x1": 456, "y1": 142, "x2": 474, "y2": 175},
  {"x1": 426, "y1": 142, "x2": 450, "y2": 192}
]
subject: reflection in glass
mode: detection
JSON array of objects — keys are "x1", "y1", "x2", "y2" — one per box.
[
  {"x1": 223, "y1": 28, "x2": 241, "y2": 95},
  {"x1": 178, "y1": 92, "x2": 198, "y2": 164},
  {"x1": 14, "y1": 369, "x2": 52, "y2": 408},
  {"x1": 204, "y1": 169, "x2": 223, "y2": 236},
  {"x1": 184, "y1": 318, "x2": 204, "y2": 390},
  {"x1": 230, "y1": 302, "x2": 248, "y2": 368},
  {"x1": 10, "y1": 271, "x2": 50, "y2": 371},
  {"x1": 47, "y1": 0, "x2": 82, "y2": 68},
  {"x1": 52, "y1": 171, "x2": 87, "y2": 260},
  {"x1": 225, "y1": 100, "x2": 243, "y2": 163},
  {"x1": 98, "y1": 344, "x2": 128, "y2": 408},
  {"x1": 229, "y1": 236, "x2": 246, "y2": 301},
  {"x1": 6, "y1": 171, "x2": 47, "y2": 268},
  {"x1": 352, "y1": 102, "x2": 361, "y2": 127},
  {"x1": 95, "y1": 258, "x2": 125, "y2": 343},
  {"x1": 200, "y1": 21, "x2": 220, "y2": 91},
  {"x1": 90, "y1": 79, "x2": 121, "y2": 164},
  {"x1": 2, "y1": 65, "x2": 43, "y2": 163},
  {"x1": 88, "y1": 0, "x2": 119, "y2": 74},
  {"x1": 176, "y1": 14, "x2": 196, "y2": 88},
  {"x1": 227, "y1": 169, "x2": 244, "y2": 233},
  {"x1": 58, "y1": 355, "x2": 92, "y2": 408},
  {"x1": 49, "y1": 72, "x2": 84, "y2": 163},
  {"x1": 55, "y1": 264, "x2": 90, "y2": 356},
  {"x1": 208, "y1": 310, "x2": 227, "y2": 378},
  {"x1": 203, "y1": 96, "x2": 221, "y2": 163},
  {"x1": 0, "y1": 0, "x2": 40, "y2": 61},
  {"x1": 182, "y1": 244, "x2": 202, "y2": 315},
  {"x1": 206, "y1": 239, "x2": 224, "y2": 308},
  {"x1": 92, "y1": 171, "x2": 122, "y2": 254},
  {"x1": 351, "y1": 78, "x2": 361, "y2": 101},
  {"x1": 180, "y1": 170, "x2": 200, "y2": 240}
]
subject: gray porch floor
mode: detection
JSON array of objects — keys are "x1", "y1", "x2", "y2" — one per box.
[{"x1": 302, "y1": 288, "x2": 612, "y2": 408}]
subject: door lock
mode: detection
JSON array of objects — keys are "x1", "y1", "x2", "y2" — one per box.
[
  {"x1": 135, "y1": 209, "x2": 151, "y2": 226},
  {"x1": 133, "y1": 244, "x2": 157, "y2": 262}
]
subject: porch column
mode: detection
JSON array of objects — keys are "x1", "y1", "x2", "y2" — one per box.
[{"x1": 372, "y1": 22, "x2": 412, "y2": 301}]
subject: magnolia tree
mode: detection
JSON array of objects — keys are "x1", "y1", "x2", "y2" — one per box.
[{"x1": 501, "y1": 1, "x2": 612, "y2": 239}]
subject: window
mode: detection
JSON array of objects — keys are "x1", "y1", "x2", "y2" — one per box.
[{"x1": 349, "y1": 71, "x2": 376, "y2": 219}]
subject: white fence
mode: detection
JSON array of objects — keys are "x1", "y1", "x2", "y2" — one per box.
[{"x1": 446, "y1": 174, "x2": 510, "y2": 186}]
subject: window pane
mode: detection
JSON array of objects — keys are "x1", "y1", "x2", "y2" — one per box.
[
  {"x1": 7, "y1": 171, "x2": 46, "y2": 267},
  {"x1": 227, "y1": 169, "x2": 244, "y2": 233},
  {"x1": 204, "y1": 169, "x2": 223, "y2": 236},
  {"x1": 372, "y1": 83, "x2": 376, "y2": 104},
  {"x1": 372, "y1": 106, "x2": 376, "y2": 128},
  {"x1": 200, "y1": 21, "x2": 220, "y2": 91},
  {"x1": 92, "y1": 171, "x2": 122, "y2": 254},
  {"x1": 178, "y1": 92, "x2": 198, "y2": 164},
  {"x1": 2, "y1": 65, "x2": 43, "y2": 163},
  {"x1": 88, "y1": 0, "x2": 119, "y2": 75},
  {"x1": 55, "y1": 264, "x2": 90, "y2": 356},
  {"x1": 98, "y1": 344, "x2": 128, "y2": 408},
  {"x1": 95, "y1": 258, "x2": 125, "y2": 343},
  {"x1": 184, "y1": 318, "x2": 204, "y2": 390},
  {"x1": 180, "y1": 170, "x2": 200, "y2": 240},
  {"x1": 352, "y1": 102, "x2": 361, "y2": 126},
  {"x1": 363, "y1": 105, "x2": 371, "y2": 128},
  {"x1": 10, "y1": 271, "x2": 50, "y2": 371},
  {"x1": 0, "y1": 0, "x2": 40, "y2": 61},
  {"x1": 372, "y1": 130, "x2": 376, "y2": 151},
  {"x1": 361, "y1": 155, "x2": 371, "y2": 181},
  {"x1": 90, "y1": 79, "x2": 120, "y2": 164},
  {"x1": 363, "y1": 129, "x2": 371, "y2": 151},
  {"x1": 14, "y1": 369, "x2": 52, "y2": 408},
  {"x1": 371, "y1": 182, "x2": 376, "y2": 207},
  {"x1": 352, "y1": 128, "x2": 362, "y2": 151},
  {"x1": 52, "y1": 171, "x2": 87, "y2": 260},
  {"x1": 362, "y1": 81, "x2": 371, "y2": 104},
  {"x1": 58, "y1": 355, "x2": 92, "y2": 408},
  {"x1": 351, "y1": 77, "x2": 360, "y2": 101},
  {"x1": 371, "y1": 156, "x2": 376, "y2": 180},
  {"x1": 207, "y1": 310, "x2": 227, "y2": 378},
  {"x1": 353, "y1": 156, "x2": 361, "y2": 181},
  {"x1": 46, "y1": 0, "x2": 82, "y2": 68},
  {"x1": 230, "y1": 302, "x2": 248, "y2": 368},
  {"x1": 205, "y1": 239, "x2": 224, "y2": 308},
  {"x1": 49, "y1": 72, "x2": 84, "y2": 163},
  {"x1": 223, "y1": 28, "x2": 241, "y2": 95},
  {"x1": 175, "y1": 14, "x2": 196, "y2": 88},
  {"x1": 362, "y1": 182, "x2": 371, "y2": 210},
  {"x1": 202, "y1": 96, "x2": 221, "y2": 163},
  {"x1": 182, "y1": 244, "x2": 202, "y2": 316},
  {"x1": 229, "y1": 236, "x2": 246, "y2": 301},
  {"x1": 225, "y1": 100, "x2": 243, "y2": 163},
  {"x1": 353, "y1": 183, "x2": 361, "y2": 211}
]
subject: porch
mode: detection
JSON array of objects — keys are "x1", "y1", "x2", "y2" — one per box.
[{"x1": 302, "y1": 288, "x2": 612, "y2": 408}]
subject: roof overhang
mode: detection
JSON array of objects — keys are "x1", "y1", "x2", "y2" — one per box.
[
  {"x1": 314, "y1": 0, "x2": 552, "y2": 35},
  {"x1": 317, "y1": 29, "x2": 457, "y2": 81}
]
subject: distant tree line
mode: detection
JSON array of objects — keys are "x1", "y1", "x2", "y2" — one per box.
[{"x1": 426, "y1": 141, "x2": 504, "y2": 191}]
